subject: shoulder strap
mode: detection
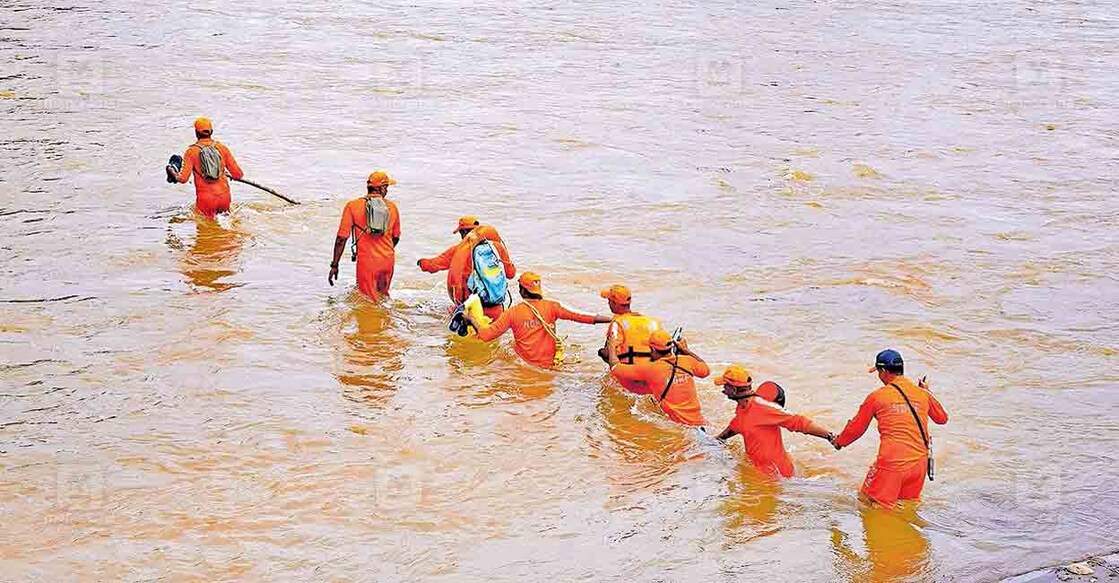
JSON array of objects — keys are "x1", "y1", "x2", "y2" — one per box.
[
  {"x1": 659, "y1": 357, "x2": 694, "y2": 401},
  {"x1": 523, "y1": 300, "x2": 561, "y2": 343},
  {"x1": 890, "y1": 383, "x2": 930, "y2": 451}
]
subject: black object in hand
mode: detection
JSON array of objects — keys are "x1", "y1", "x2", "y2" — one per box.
[{"x1": 166, "y1": 154, "x2": 183, "y2": 183}]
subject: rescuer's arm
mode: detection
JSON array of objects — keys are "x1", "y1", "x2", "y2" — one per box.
[
  {"x1": 391, "y1": 203, "x2": 401, "y2": 248},
  {"x1": 556, "y1": 303, "x2": 609, "y2": 325},
  {"x1": 674, "y1": 338, "x2": 710, "y2": 378},
  {"x1": 778, "y1": 411, "x2": 836, "y2": 442},
  {"x1": 833, "y1": 394, "x2": 878, "y2": 450},
  {"x1": 418, "y1": 244, "x2": 456, "y2": 272},
  {"x1": 328, "y1": 237, "x2": 347, "y2": 286},
  {"x1": 468, "y1": 308, "x2": 511, "y2": 342},
  {"x1": 172, "y1": 146, "x2": 197, "y2": 183},
  {"x1": 330, "y1": 205, "x2": 354, "y2": 286},
  {"x1": 221, "y1": 143, "x2": 244, "y2": 180}
]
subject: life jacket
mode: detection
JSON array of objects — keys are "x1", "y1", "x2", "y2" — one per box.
[
  {"x1": 612, "y1": 313, "x2": 661, "y2": 364},
  {"x1": 191, "y1": 141, "x2": 225, "y2": 181},
  {"x1": 466, "y1": 240, "x2": 507, "y2": 306}
]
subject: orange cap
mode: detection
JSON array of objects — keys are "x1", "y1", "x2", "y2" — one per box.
[
  {"x1": 193, "y1": 117, "x2": 213, "y2": 134},
  {"x1": 599, "y1": 284, "x2": 632, "y2": 305},
  {"x1": 367, "y1": 171, "x2": 397, "y2": 187},
  {"x1": 648, "y1": 329, "x2": 674, "y2": 351},
  {"x1": 455, "y1": 216, "x2": 479, "y2": 233},
  {"x1": 518, "y1": 272, "x2": 543, "y2": 294},
  {"x1": 713, "y1": 365, "x2": 752, "y2": 386}
]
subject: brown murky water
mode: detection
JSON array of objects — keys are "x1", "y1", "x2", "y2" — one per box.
[{"x1": 2, "y1": 0, "x2": 1117, "y2": 580}]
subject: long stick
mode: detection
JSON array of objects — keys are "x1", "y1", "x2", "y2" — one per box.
[{"x1": 232, "y1": 176, "x2": 300, "y2": 205}]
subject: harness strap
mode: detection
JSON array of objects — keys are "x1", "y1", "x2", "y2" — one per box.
[
  {"x1": 659, "y1": 357, "x2": 694, "y2": 401},
  {"x1": 523, "y1": 300, "x2": 562, "y2": 345},
  {"x1": 618, "y1": 348, "x2": 652, "y2": 365},
  {"x1": 889, "y1": 382, "x2": 930, "y2": 451},
  {"x1": 890, "y1": 382, "x2": 935, "y2": 481}
]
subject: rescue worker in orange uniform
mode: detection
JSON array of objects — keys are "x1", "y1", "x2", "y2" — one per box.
[
  {"x1": 596, "y1": 285, "x2": 663, "y2": 374},
  {"x1": 464, "y1": 272, "x2": 610, "y2": 368},
  {"x1": 833, "y1": 349, "x2": 949, "y2": 506},
  {"x1": 166, "y1": 117, "x2": 244, "y2": 218},
  {"x1": 328, "y1": 171, "x2": 402, "y2": 300},
  {"x1": 417, "y1": 216, "x2": 516, "y2": 320},
  {"x1": 713, "y1": 365, "x2": 835, "y2": 478},
  {"x1": 605, "y1": 329, "x2": 710, "y2": 428}
]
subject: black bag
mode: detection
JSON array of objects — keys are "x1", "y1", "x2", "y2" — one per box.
[{"x1": 890, "y1": 383, "x2": 935, "y2": 481}]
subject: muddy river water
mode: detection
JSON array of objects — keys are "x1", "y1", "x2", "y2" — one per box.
[{"x1": 1, "y1": 0, "x2": 1117, "y2": 580}]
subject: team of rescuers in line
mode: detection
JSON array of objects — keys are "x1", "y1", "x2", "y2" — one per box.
[{"x1": 168, "y1": 118, "x2": 950, "y2": 507}]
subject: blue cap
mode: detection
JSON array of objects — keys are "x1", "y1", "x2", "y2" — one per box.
[{"x1": 869, "y1": 349, "x2": 903, "y2": 372}]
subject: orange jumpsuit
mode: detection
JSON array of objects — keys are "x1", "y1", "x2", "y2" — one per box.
[
  {"x1": 335, "y1": 196, "x2": 401, "y2": 300},
  {"x1": 475, "y1": 299, "x2": 596, "y2": 368},
  {"x1": 173, "y1": 139, "x2": 243, "y2": 218},
  {"x1": 835, "y1": 376, "x2": 949, "y2": 505},
  {"x1": 418, "y1": 225, "x2": 516, "y2": 320},
  {"x1": 723, "y1": 398, "x2": 819, "y2": 478},
  {"x1": 610, "y1": 355, "x2": 710, "y2": 427}
]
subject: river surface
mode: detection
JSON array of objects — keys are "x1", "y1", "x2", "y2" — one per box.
[{"x1": 2, "y1": 0, "x2": 1117, "y2": 581}]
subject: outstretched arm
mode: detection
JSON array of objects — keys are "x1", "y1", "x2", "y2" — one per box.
[
  {"x1": 763, "y1": 404, "x2": 835, "y2": 442},
  {"x1": 468, "y1": 308, "x2": 511, "y2": 342},
  {"x1": 556, "y1": 303, "x2": 609, "y2": 325},
  {"x1": 418, "y1": 244, "x2": 456, "y2": 272},
  {"x1": 834, "y1": 395, "x2": 877, "y2": 450},
  {"x1": 793, "y1": 418, "x2": 835, "y2": 441}
]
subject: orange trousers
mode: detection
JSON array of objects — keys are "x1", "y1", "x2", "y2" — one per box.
[
  {"x1": 861, "y1": 458, "x2": 927, "y2": 506},
  {"x1": 356, "y1": 258, "x2": 394, "y2": 300}
]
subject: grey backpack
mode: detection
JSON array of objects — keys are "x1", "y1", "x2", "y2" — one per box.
[
  {"x1": 364, "y1": 196, "x2": 390, "y2": 234},
  {"x1": 194, "y1": 142, "x2": 224, "y2": 180}
]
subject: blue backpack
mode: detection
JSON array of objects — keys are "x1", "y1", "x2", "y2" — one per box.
[{"x1": 466, "y1": 240, "x2": 507, "y2": 306}]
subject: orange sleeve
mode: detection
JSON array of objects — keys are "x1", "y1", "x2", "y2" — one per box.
[
  {"x1": 686, "y1": 356, "x2": 710, "y2": 379},
  {"x1": 220, "y1": 143, "x2": 243, "y2": 180},
  {"x1": 391, "y1": 202, "x2": 401, "y2": 239},
  {"x1": 726, "y1": 409, "x2": 745, "y2": 435},
  {"x1": 336, "y1": 202, "x2": 354, "y2": 239},
  {"x1": 419, "y1": 243, "x2": 457, "y2": 273},
  {"x1": 775, "y1": 410, "x2": 815, "y2": 433},
  {"x1": 495, "y1": 239, "x2": 516, "y2": 279},
  {"x1": 176, "y1": 146, "x2": 197, "y2": 183},
  {"x1": 475, "y1": 308, "x2": 512, "y2": 342},
  {"x1": 928, "y1": 392, "x2": 948, "y2": 425},
  {"x1": 835, "y1": 393, "x2": 878, "y2": 448},
  {"x1": 610, "y1": 363, "x2": 650, "y2": 395},
  {"x1": 555, "y1": 303, "x2": 597, "y2": 324}
]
